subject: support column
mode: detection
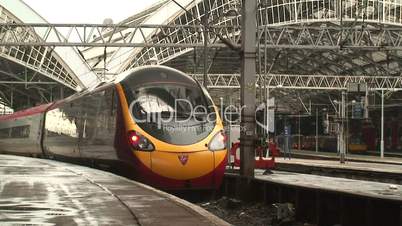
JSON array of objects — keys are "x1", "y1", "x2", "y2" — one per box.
[
  {"x1": 340, "y1": 91, "x2": 346, "y2": 163},
  {"x1": 266, "y1": 87, "x2": 269, "y2": 141},
  {"x1": 240, "y1": 0, "x2": 257, "y2": 177},
  {"x1": 227, "y1": 92, "x2": 232, "y2": 156},
  {"x1": 202, "y1": 14, "x2": 209, "y2": 89},
  {"x1": 315, "y1": 108, "x2": 319, "y2": 153},
  {"x1": 380, "y1": 90, "x2": 384, "y2": 158},
  {"x1": 10, "y1": 90, "x2": 13, "y2": 109},
  {"x1": 298, "y1": 111, "x2": 301, "y2": 151},
  {"x1": 60, "y1": 87, "x2": 64, "y2": 99},
  {"x1": 364, "y1": 86, "x2": 369, "y2": 119}
]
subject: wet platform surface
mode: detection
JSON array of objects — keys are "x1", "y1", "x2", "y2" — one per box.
[{"x1": 0, "y1": 154, "x2": 229, "y2": 226}]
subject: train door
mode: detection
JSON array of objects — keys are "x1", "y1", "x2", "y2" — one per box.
[
  {"x1": 43, "y1": 99, "x2": 82, "y2": 158},
  {"x1": 77, "y1": 86, "x2": 118, "y2": 161}
]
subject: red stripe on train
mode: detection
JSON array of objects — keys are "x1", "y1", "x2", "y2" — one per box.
[{"x1": 0, "y1": 103, "x2": 53, "y2": 121}]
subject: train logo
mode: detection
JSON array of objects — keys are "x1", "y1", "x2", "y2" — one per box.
[{"x1": 178, "y1": 154, "x2": 189, "y2": 165}]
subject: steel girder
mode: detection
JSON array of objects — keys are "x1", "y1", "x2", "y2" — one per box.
[
  {"x1": 127, "y1": 0, "x2": 402, "y2": 69},
  {"x1": 131, "y1": 0, "x2": 402, "y2": 68},
  {"x1": 5, "y1": 23, "x2": 402, "y2": 53},
  {"x1": 193, "y1": 73, "x2": 402, "y2": 91},
  {"x1": 0, "y1": 0, "x2": 402, "y2": 92},
  {"x1": 258, "y1": 24, "x2": 402, "y2": 50},
  {"x1": 0, "y1": 23, "x2": 235, "y2": 48},
  {"x1": 257, "y1": 0, "x2": 402, "y2": 27}
]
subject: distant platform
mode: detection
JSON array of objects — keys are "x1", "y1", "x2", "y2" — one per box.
[
  {"x1": 290, "y1": 149, "x2": 402, "y2": 165},
  {"x1": 276, "y1": 158, "x2": 402, "y2": 175},
  {"x1": 276, "y1": 150, "x2": 402, "y2": 184},
  {"x1": 0, "y1": 154, "x2": 228, "y2": 226}
]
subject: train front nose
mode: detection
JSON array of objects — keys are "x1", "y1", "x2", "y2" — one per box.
[{"x1": 150, "y1": 150, "x2": 216, "y2": 189}]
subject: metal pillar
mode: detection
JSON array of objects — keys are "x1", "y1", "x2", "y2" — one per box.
[
  {"x1": 202, "y1": 14, "x2": 209, "y2": 89},
  {"x1": 60, "y1": 87, "x2": 64, "y2": 99},
  {"x1": 340, "y1": 91, "x2": 346, "y2": 163},
  {"x1": 298, "y1": 111, "x2": 301, "y2": 151},
  {"x1": 227, "y1": 93, "x2": 232, "y2": 147},
  {"x1": 380, "y1": 90, "x2": 384, "y2": 158},
  {"x1": 10, "y1": 91, "x2": 13, "y2": 109},
  {"x1": 315, "y1": 108, "x2": 319, "y2": 153},
  {"x1": 364, "y1": 87, "x2": 369, "y2": 119},
  {"x1": 239, "y1": 0, "x2": 257, "y2": 177},
  {"x1": 266, "y1": 87, "x2": 269, "y2": 141}
]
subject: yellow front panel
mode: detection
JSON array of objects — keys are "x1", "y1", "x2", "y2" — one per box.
[
  {"x1": 151, "y1": 151, "x2": 214, "y2": 180},
  {"x1": 349, "y1": 144, "x2": 367, "y2": 152},
  {"x1": 214, "y1": 150, "x2": 227, "y2": 167},
  {"x1": 133, "y1": 151, "x2": 152, "y2": 168}
]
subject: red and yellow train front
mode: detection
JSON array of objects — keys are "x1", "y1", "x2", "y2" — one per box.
[{"x1": 116, "y1": 66, "x2": 227, "y2": 190}]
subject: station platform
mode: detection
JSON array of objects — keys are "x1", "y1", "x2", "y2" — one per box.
[
  {"x1": 0, "y1": 154, "x2": 229, "y2": 226},
  {"x1": 223, "y1": 169, "x2": 402, "y2": 226},
  {"x1": 225, "y1": 169, "x2": 402, "y2": 202},
  {"x1": 254, "y1": 169, "x2": 402, "y2": 202}
]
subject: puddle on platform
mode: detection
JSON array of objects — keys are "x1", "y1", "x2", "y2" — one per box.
[{"x1": 0, "y1": 198, "x2": 78, "y2": 225}]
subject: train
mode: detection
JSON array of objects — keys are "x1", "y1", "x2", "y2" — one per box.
[
  {"x1": 0, "y1": 65, "x2": 228, "y2": 190},
  {"x1": 281, "y1": 134, "x2": 367, "y2": 153}
]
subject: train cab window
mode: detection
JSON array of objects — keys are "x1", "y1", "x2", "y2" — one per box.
[
  {"x1": 11, "y1": 125, "x2": 30, "y2": 138},
  {"x1": 123, "y1": 83, "x2": 216, "y2": 145}
]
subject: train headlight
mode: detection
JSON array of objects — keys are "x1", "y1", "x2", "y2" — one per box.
[
  {"x1": 128, "y1": 130, "x2": 154, "y2": 151},
  {"x1": 208, "y1": 131, "x2": 226, "y2": 151}
]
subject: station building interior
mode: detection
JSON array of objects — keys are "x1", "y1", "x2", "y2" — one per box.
[{"x1": 2, "y1": 1, "x2": 402, "y2": 225}]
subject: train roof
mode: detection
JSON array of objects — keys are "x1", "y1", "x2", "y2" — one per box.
[{"x1": 115, "y1": 65, "x2": 197, "y2": 87}]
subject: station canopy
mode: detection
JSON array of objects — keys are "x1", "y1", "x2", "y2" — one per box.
[
  {"x1": 2, "y1": 0, "x2": 402, "y2": 113},
  {"x1": 82, "y1": 0, "x2": 402, "y2": 113}
]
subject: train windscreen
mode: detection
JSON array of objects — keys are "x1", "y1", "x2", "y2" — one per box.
[{"x1": 122, "y1": 71, "x2": 216, "y2": 145}]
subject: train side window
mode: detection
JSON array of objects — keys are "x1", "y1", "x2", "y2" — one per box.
[
  {"x1": 0, "y1": 125, "x2": 30, "y2": 138},
  {"x1": 0, "y1": 128, "x2": 10, "y2": 139},
  {"x1": 10, "y1": 125, "x2": 30, "y2": 138}
]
